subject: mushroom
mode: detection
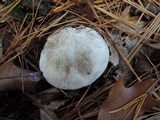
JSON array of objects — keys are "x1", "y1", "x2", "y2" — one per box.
[{"x1": 39, "y1": 27, "x2": 109, "y2": 90}]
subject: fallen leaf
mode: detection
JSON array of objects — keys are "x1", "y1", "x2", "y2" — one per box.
[
  {"x1": 40, "y1": 109, "x2": 53, "y2": 120},
  {"x1": 74, "y1": 0, "x2": 85, "y2": 8},
  {"x1": 115, "y1": 6, "x2": 147, "y2": 34},
  {"x1": 108, "y1": 41, "x2": 120, "y2": 67},
  {"x1": 0, "y1": 15, "x2": 10, "y2": 23},
  {"x1": 0, "y1": 38, "x2": 2, "y2": 60},
  {"x1": 146, "y1": 43, "x2": 160, "y2": 49},
  {"x1": 74, "y1": 0, "x2": 95, "y2": 20},
  {"x1": 98, "y1": 73, "x2": 159, "y2": 120},
  {"x1": 40, "y1": 101, "x2": 65, "y2": 120},
  {"x1": 46, "y1": 100, "x2": 65, "y2": 111},
  {"x1": 25, "y1": 90, "x2": 64, "y2": 120},
  {"x1": 138, "y1": 93, "x2": 160, "y2": 115},
  {"x1": 134, "y1": 54, "x2": 152, "y2": 76},
  {"x1": 0, "y1": 60, "x2": 41, "y2": 92}
]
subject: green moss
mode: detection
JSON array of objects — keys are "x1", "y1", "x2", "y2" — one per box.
[
  {"x1": 13, "y1": 4, "x2": 33, "y2": 21},
  {"x1": 7, "y1": 0, "x2": 34, "y2": 21}
]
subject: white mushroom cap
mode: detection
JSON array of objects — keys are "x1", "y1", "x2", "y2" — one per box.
[{"x1": 39, "y1": 27, "x2": 109, "y2": 90}]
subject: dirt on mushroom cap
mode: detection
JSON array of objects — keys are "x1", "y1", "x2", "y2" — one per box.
[{"x1": 39, "y1": 27, "x2": 109, "y2": 90}]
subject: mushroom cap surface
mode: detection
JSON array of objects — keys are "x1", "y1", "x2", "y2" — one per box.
[{"x1": 39, "y1": 27, "x2": 109, "y2": 90}]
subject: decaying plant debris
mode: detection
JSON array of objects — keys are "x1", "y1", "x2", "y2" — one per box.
[{"x1": 0, "y1": 0, "x2": 160, "y2": 119}]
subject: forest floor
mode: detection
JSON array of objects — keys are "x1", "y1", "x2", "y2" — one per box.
[{"x1": 0, "y1": 0, "x2": 160, "y2": 120}]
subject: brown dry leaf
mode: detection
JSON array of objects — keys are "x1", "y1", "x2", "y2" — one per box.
[
  {"x1": 117, "y1": 7, "x2": 147, "y2": 34},
  {"x1": 0, "y1": 38, "x2": 2, "y2": 60},
  {"x1": 98, "y1": 73, "x2": 159, "y2": 120},
  {"x1": 74, "y1": 0, "x2": 95, "y2": 20},
  {"x1": 134, "y1": 54, "x2": 152, "y2": 76},
  {"x1": 26, "y1": 90, "x2": 65, "y2": 120},
  {"x1": 0, "y1": 60, "x2": 41, "y2": 92},
  {"x1": 47, "y1": 101, "x2": 65, "y2": 111},
  {"x1": 25, "y1": 93, "x2": 60, "y2": 120},
  {"x1": 40, "y1": 101, "x2": 65, "y2": 120},
  {"x1": 40, "y1": 109, "x2": 53, "y2": 120}
]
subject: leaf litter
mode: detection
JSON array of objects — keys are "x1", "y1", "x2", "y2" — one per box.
[
  {"x1": 0, "y1": 0, "x2": 159, "y2": 119},
  {"x1": 98, "y1": 72, "x2": 160, "y2": 120}
]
